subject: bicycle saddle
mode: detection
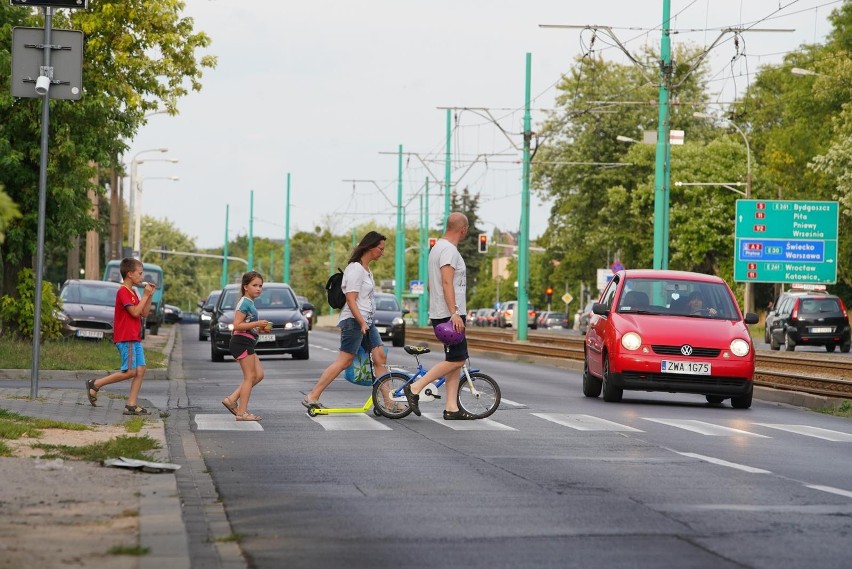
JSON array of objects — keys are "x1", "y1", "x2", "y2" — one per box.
[{"x1": 404, "y1": 345, "x2": 431, "y2": 356}]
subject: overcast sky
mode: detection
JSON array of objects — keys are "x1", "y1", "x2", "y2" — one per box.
[{"x1": 125, "y1": 0, "x2": 838, "y2": 250}]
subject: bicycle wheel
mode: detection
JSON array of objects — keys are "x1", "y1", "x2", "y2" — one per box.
[
  {"x1": 457, "y1": 372, "x2": 500, "y2": 419},
  {"x1": 372, "y1": 372, "x2": 413, "y2": 419}
]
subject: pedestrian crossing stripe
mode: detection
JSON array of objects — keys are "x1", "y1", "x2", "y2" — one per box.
[
  {"x1": 308, "y1": 414, "x2": 392, "y2": 431},
  {"x1": 532, "y1": 413, "x2": 643, "y2": 432},
  {"x1": 422, "y1": 412, "x2": 517, "y2": 430},
  {"x1": 754, "y1": 424, "x2": 852, "y2": 442},
  {"x1": 194, "y1": 414, "x2": 264, "y2": 431},
  {"x1": 643, "y1": 418, "x2": 770, "y2": 438}
]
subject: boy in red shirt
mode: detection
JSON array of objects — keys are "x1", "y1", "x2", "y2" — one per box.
[{"x1": 85, "y1": 258, "x2": 155, "y2": 415}]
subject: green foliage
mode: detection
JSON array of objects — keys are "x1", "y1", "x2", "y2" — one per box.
[
  {"x1": 34, "y1": 433, "x2": 160, "y2": 462},
  {"x1": 0, "y1": 268, "x2": 62, "y2": 340}
]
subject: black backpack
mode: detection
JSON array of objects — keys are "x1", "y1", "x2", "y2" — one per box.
[{"x1": 325, "y1": 268, "x2": 346, "y2": 309}]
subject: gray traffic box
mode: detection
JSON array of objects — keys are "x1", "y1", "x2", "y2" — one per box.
[{"x1": 11, "y1": 26, "x2": 83, "y2": 100}]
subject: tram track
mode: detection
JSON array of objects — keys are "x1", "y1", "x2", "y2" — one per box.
[{"x1": 405, "y1": 327, "x2": 852, "y2": 399}]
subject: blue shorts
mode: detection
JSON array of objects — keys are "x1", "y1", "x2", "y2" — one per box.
[
  {"x1": 115, "y1": 341, "x2": 146, "y2": 371},
  {"x1": 431, "y1": 316, "x2": 469, "y2": 362},
  {"x1": 338, "y1": 318, "x2": 383, "y2": 355}
]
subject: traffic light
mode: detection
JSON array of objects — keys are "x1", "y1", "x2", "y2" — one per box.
[
  {"x1": 478, "y1": 233, "x2": 488, "y2": 253},
  {"x1": 428, "y1": 237, "x2": 437, "y2": 249},
  {"x1": 545, "y1": 287, "x2": 554, "y2": 303}
]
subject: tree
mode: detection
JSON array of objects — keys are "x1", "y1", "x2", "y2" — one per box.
[{"x1": 0, "y1": 1, "x2": 215, "y2": 295}]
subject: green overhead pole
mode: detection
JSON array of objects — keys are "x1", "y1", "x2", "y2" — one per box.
[
  {"x1": 395, "y1": 144, "x2": 404, "y2": 303},
  {"x1": 517, "y1": 52, "x2": 533, "y2": 342},
  {"x1": 284, "y1": 172, "x2": 291, "y2": 283},
  {"x1": 221, "y1": 204, "x2": 229, "y2": 287},
  {"x1": 652, "y1": 0, "x2": 673, "y2": 269},
  {"x1": 444, "y1": 108, "x2": 451, "y2": 231},
  {"x1": 351, "y1": 227, "x2": 356, "y2": 247},
  {"x1": 247, "y1": 190, "x2": 255, "y2": 270},
  {"x1": 269, "y1": 252, "x2": 274, "y2": 281},
  {"x1": 418, "y1": 180, "x2": 429, "y2": 327},
  {"x1": 328, "y1": 240, "x2": 335, "y2": 315}
]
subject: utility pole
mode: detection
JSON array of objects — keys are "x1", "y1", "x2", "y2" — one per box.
[
  {"x1": 395, "y1": 145, "x2": 405, "y2": 304},
  {"x1": 418, "y1": 181, "x2": 430, "y2": 327},
  {"x1": 444, "y1": 108, "x2": 452, "y2": 231},
  {"x1": 652, "y1": 0, "x2": 673, "y2": 270},
  {"x1": 284, "y1": 172, "x2": 291, "y2": 283},
  {"x1": 247, "y1": 190, "x2": 254, "y2": 270},
  {"x1": 517, "y1": 52, "x2": 533, "y2": 341},
  {"x1": 221, "y1": 205, "x2": 229, "y2": 287}
]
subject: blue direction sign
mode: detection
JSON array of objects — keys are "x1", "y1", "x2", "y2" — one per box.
[{"x1": 734, "y1": 200, "x2": 838, "y2": 284}]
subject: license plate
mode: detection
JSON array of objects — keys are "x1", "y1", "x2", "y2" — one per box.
[
  {"x1": 76, "y1": 330, "x2": 103, "y2": 339},
  {"x1": 661, "y1": 360, "x2": 711, "y2": 375},
  {"x1": 376, "y1": 327, "x2": 387, "y2": 334},
  {"x1": 258, "y1": 334, "x2": 275, "y2": 343},
  {"x1": 810, "y1": 327, "x2": 832, "y2": 333}
]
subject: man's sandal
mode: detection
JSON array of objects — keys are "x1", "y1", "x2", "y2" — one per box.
[
  {"x1": 236, "y1": 412, "x2": 261, "y2": 421},
  {"x1": 123, "y1": 404, "x2": 150, "y2": 416},
  {"x1": 85, "y1": 379, "x2": 99, "y2": 406},
  {"x1": 222, "y1": 397, "x2": 238, "y2": 416}
]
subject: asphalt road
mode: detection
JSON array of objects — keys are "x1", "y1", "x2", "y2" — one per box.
[{"x1": 178, "y1": 325, "x2": 852, "y2": 569}]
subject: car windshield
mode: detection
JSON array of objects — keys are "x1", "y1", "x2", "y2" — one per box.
[
  {"x1": 376, "y1": 297, "x2": 400, "y2": 311},
  {"x1": 219, "y1": 287, "x2": 297, "y2": 310},
  {"x1": 60, "y1": 282, "x2": 118, "y2": 307},
  {"x1": 617, "y1": 278, "x2": 738, "y2": 320}
]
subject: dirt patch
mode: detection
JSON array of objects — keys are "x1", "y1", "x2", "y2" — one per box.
[{"x1": 0, "y1": 425, "x2": 143, "y2": 569}]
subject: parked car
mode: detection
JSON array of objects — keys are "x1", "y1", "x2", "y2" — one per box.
[
  {"x1": 475, "y1": 308, "x2": 496, "y2": 327},
  {"x1": 539, "y1": 311, "x2": 568, "y2": 329},
  {"x1": 578, "y1": 301, "x2": 596, "y2": 335},
  {"x1": 164, "y1": 304, "x2": 182, "y2": 324},
  {"x1": 56, "y1": 280, "x2": 122, "y2": 341},
  {"x1": 296, "y1": 295, "x2": 316, "y2": 331},
  {"x1": 763, "y1": 287, "x2": 829, "y2": 343},
  {"x1": 767, "y1": 292, "x2": 850, "y2": 352},
  {"x1": 583, "y1": 269, "x2": 759, "y2": 408},
  {"x1": 373, "y1": 292, "x2": 408, "y2": 347},
  {"x1": 209, "y1": 283, "x2": 309, "y2": 361},
  {"x1": 498, "y1": 300, "x2": 537, "y2": 329},
  {"x1": 198, "y1": 290, "x2": 221, "y2": 341}
]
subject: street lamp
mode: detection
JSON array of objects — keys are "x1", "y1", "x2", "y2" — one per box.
[
  {"x1": 693, "y1": 111, "x2": 754, "y2": 314},
  {"x1": 128, "y1": 147, "x2": 168, "y2": 256},
  {"x1": 133, "y1": 175, "x2": 180, "y2": 255}
]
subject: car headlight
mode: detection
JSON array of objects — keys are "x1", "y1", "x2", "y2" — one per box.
[
  {"x1": 217, "y1": 322, "x2": 233, "y2": 332},
  {"x1": 54, "y1": 310, "x2": 70, "y2": 323},
  {"x1": 621, "y1": 332, "x2": 642, "y2": 351},
  {"x1": 303, "y1": 310, "x2": 313, "y2": 319},
  {"x1": 201, "y1": 313, "x2": 211, "y2": 322},
  {"x1": 284, "y1": 320, "x2": 304, "y2": 330},
  {"x1": 392, "y1": 317, "x2": 403, "y2": 326},
  {"x1": 730, "y1": 338, "x2": 751, "y2": 357}
]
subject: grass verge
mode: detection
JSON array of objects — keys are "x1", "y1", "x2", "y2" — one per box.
[
  {"x1": 34, "y1": 434, "x2": 160, "y2": 462},
  {"x1": 815, "y1": 399, "x2": 852, "y2": 419},
  {"x1": 0, "y1": 336, "x2": 166, "y2": 370},
  {"x1": 0, "y1": 408, "x2": 91, "y2": 440}
]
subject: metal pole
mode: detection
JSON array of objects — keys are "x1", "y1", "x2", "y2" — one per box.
[
  {"x1": 418, "y1": 181, "x2": 429, "y2": 327},
  {"x1": 444, "y1": 108, "x2": 451, "y2": 231},
  {"x1": 221, "y1": 205, "x2": 229, "y2": 287},
  {"x1": 247, "y1": 190, "x2": 254, "y2": 270},
  {"x1": 133, "y1": 175, "x2": 143, "y2": 255},
  {"x1": 731, "y1": 121, "x2": 753, "y2": 314},
  {"x1": 517, "y1": 52, "x2": 532, "y2": 342},
  {"x1": 30, "y1": 7, "x2": 53, "y2": 399},
  {"x1": 395, "y1": 144, "x2": 404, "y2": 303},
  {"x1": 652, "y1": 0, "x2": 672, "y2": 269},
  {"x1": 128, "y1": 159, "x2": 137, "y2": 252},
  {"x1": 284, "y1": 173, "x2": 291, "y2": 283}
]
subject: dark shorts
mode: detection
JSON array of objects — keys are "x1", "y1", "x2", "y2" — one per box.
[
  {"x1": 338, "y1": 317, "x2": 383, "y2": 355},
  {"x1": 430, "y1": 316, "x2": 468, "y2": 362},
  {"x1": 229, "y1": 334, "x2": 256, "y2": 360}
]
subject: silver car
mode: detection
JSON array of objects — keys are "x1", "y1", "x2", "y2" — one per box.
[{"x1": 57, "y1": 280, "x2": 122, "y2": 340}]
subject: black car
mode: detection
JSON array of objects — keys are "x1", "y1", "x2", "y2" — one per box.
[
  {"x1": 373, "y1": 293, "x2": 407, "y2": 347},
  {"x1": 296, "y1": 295, "x2": 315, "y2": 331},
  {"x1": 210, "y1": 283, "x2": 309, "y2": 361},
  {"x1": 198, "y1": 290, "x2": 221, "y2": 341},
  {"x1": 768, "y1": 292, "x2": 850, "y2": 352},
  {"x1": 56, "y1": 279, "x2": 122, "y2": 341},
  {"x1": 164, "y1": 304, "x2": 182, "y2": 324}
]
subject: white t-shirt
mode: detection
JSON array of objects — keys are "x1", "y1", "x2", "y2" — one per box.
[
  {"x1": 428, "y1": 238, "x2": 466, "y2": 319},
  {"x1": 339, "y1": 261, "x2": 375, "y2": 324}
]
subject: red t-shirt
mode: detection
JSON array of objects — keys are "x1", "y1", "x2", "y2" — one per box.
[{"x1": 114, "y1": 285, "x2": 142, "y2": 343}]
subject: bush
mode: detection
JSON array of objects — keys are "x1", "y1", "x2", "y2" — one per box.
[{"x1": 0, "y1": 268, "x2": 63, "y2": 341}]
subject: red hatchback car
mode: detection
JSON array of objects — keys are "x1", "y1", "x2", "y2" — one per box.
[{"x1": 583, "y1": 270, "x2": 759, "y2": 408}]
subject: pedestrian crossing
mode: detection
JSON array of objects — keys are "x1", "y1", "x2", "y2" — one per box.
[{"x1": 194, "y1": 410, "x2": 852, "y2": 442}]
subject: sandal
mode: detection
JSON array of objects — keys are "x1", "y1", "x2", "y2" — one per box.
[
  {"x1": 236, "y1": 412, "x2": 262, "y2": 421},
  {"x1": 123, "y1": 404, "x2": 150, "y2": 416},
  {"x1": 222, "y1": 397, "x2": 238, "y2": 416},
  {"x1": 443, "y1": 409, "x2": 476, "y2": 421},
  {"x1": 85, "y1": 379, "x2": 99, "y2": 406},
  {"x1": 301, "y1": 398, "x2": 325, "y2": 410},
  {"x1": 403, "y1": 384, "x2": 420, "y2": 416}
]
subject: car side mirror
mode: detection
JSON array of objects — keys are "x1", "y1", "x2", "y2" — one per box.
[
  {"x1": 198, "y1": 300, "x2": 205, "y2": 309},
  {"x1": 301, "y1": 302, "x2": 314, "y2": 312},
  {"x1": 743, "y1": 312, "x2": 759, "y2": 325},
  {"x1": 592, "y1": 302, "x2": 609, "y2": 316},
  {"x1": 402, "y1": 308, "x2": 410, "y2": 315}
]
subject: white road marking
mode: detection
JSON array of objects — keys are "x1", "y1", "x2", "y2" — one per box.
[
  {"x1": 194, "y1": 414, "x2": 264, "y2": 431},
  {"x1": 673, "y1": 452, "x2": 771, "y2": 474},
  {"x1": 499, "y1": 398, "x2": 526, "y2": 408},
  {"x1": 423, "y1": 412, "x2": 517, "y2": 430},
  {"x1": 644, "y1": 418, "x2": 769, "y2": 437},
  {"x1": 309, "y1": 414, "x2": 392, "y2": 430},
  {"x1": 755, "y1": 424, "x2": 852, "y2": 442},
  {"x1": 804, "y1": 485, "x2": 852, "y2": 499},
  {"x1": 532, "y1": 413, "x2": 643, "y2": 432}
]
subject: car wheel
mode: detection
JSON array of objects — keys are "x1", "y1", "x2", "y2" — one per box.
[
  {"x1": 825, "y1": 344, "x2": 836, "y2": 353},
  {"x1": 764, "y1": 328, "x2": 770, "y2": 344},
  {"x1": 210, "y1": 334, "x2": 225, "y2": 362},
  {"x1": 601, "y1": 355, "x2": 623, "y2": 403},
  {"x1": 840, "y1": 342, "x2": 851, "y2": 353},
  {"x1": 582, "y1": 354, "x2": 602, "y2": 398},
  {"x1": 730, "y1": 385, "x2": 753, "y2": 409},
  {"x1": 293, "y1": 343, "x2": 310, "y2": 360},
  {"x1": 392, "y1": 333, "x2": 404, "y2": 348},
  {"x1": 784, "y1": 332, "x2": 796, "y2": 351},
  {"x1": 705, "y1": 395, "x2": 724, "y2": 405},
  {"x1": 769, "y1": 330, "x2": 780, "y2": 350}
]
